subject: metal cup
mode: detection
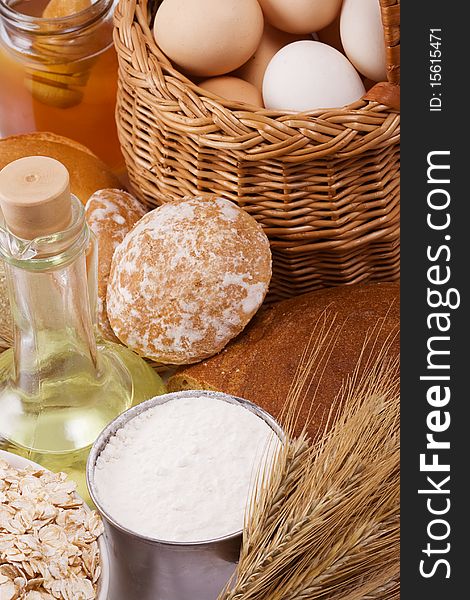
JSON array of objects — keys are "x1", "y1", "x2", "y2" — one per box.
[{"x1": 86, "y1": 390, "x2": 284, "y2": 600}]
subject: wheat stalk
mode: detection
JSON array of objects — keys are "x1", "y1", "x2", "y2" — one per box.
[{"x1": 219, "y1": 311, "x2": 399, "y2": 600}]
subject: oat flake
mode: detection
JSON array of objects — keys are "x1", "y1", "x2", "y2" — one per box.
[{"x1": 0, "y1": 460, "x2": 103, "y2": 600}]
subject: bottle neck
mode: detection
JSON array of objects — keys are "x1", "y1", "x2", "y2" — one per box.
[{"x1": 0, "y1": 196, "x2": 99, "y2": 394}]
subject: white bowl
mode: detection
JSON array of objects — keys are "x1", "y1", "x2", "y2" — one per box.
[{"x1": 0, "y1": 449, "x2": 110, "y2": 600}]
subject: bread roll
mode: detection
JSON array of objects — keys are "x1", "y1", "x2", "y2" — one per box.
[
  {"x1": 168, "y1": 283, "x2": 400, "y2": 437},
  {"x1": 107, "y1": 195, "x2": 272, "y2": 364},
  {"x1": 85, "y1": 189, "x2": 146, "y2": 341},
  {"x1": 0, "y1": 132, "x2": 121, "y2": 204}
]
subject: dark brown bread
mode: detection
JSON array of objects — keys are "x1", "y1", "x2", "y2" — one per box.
[{"x1": 168, "y1": 283, "x2": 400, "y2": 437}]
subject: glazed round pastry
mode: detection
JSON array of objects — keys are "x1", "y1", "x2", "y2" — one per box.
[
  {"x1": 85, "y1": 189, "x2": 146, "y2": 342},
  {"x1": 107, "y1": 195, "x2": 272, "y2": 364}
]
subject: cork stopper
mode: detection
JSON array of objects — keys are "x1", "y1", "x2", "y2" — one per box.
[{"x1": 0, "y1": 156, "x2": 72, "y2": 240}]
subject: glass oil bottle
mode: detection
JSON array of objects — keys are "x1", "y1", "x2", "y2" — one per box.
[{"x1": 0, "y1": 156, "x2": 165, "y2": 503}]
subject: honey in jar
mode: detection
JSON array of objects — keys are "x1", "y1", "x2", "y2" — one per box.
[{"x1": 0, "y1": 0, "x2": 124, "y2": 173}]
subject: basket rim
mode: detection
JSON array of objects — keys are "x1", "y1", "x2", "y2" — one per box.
[{"x1": 114, "y1": 0, "x2": 400, "y2": 120}]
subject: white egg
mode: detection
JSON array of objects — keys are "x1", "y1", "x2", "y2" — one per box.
[
  {"x1": 262, "y1": 41, "x2": 365, "y2": 112},
  {"x1": 340, "y1": 0, "x2": 387, "y2": 82}
]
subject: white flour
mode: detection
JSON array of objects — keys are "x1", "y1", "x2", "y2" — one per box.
[{"x1": 94, "y1": 396, "x2": 280, "y2": 543}]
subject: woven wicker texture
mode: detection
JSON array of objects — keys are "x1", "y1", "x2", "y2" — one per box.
[{"x1": 114, "y1": 0, "x2": 400, "y2": 300}]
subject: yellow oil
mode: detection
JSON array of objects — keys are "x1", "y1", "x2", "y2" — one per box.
[{"x1": 0, "y1": 339, "x2": 166, "y2": 505}]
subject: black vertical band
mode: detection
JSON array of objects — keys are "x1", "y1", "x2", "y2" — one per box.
[{"x1": 401, "y1": 2, "x2": 467, "y2": 597}]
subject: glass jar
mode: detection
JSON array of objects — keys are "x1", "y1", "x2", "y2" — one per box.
[{"x1": 0, "y1": 0, "x2": 124, "y2": 173}]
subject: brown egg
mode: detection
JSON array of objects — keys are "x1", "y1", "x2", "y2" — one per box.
[
  {"x1": 200, "y1": 76, "x2": 263, "y2": 107},
  {"x1": 153, "y1": 0, "x2": 264, "y2": 77},
  {"x1": 258, "y1": 0, "x2": 343, "y2": 34},
  {"x1": 235, "y1": 23, "x2": 311, "y2": 90}
]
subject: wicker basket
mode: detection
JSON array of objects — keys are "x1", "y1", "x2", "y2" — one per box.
[{"x1": 114, "y1": 0, "x2": 401, "y2": 301}]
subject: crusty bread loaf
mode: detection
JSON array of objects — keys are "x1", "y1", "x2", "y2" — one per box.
[
  {"x1": 85, "y1": 189, "x2": 147, "y2": 341},
  {"x1": 168, "y1": 283, "x2": 400, "y2": 437},
  {"x1": 0, "y1": 132, "x2": 121, "y2": 204}
]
